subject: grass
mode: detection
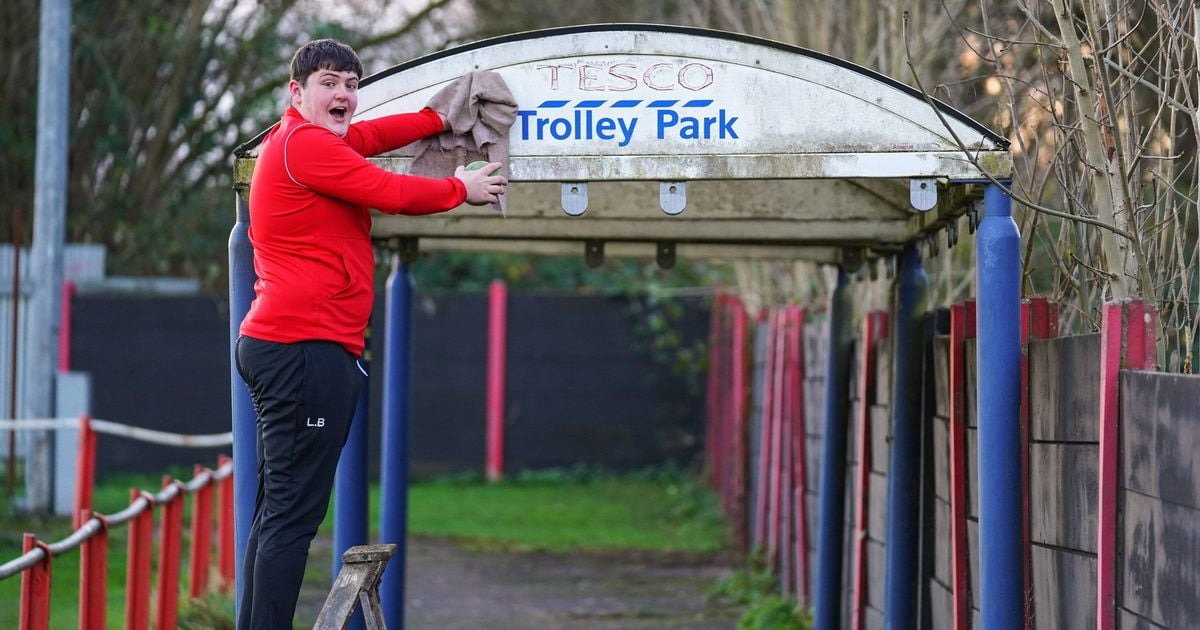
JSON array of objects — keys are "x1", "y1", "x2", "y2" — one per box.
[
  {"x1": 2, "y1": 466, "x2": 730, "y2": 629},
  {"x1": 404, "y1": 467, "x2": 728, "y2": 553},
  {"x1": 0, "y1": 471, "x2": 227, "y2": 629}
]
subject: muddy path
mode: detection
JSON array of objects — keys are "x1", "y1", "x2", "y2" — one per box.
[{"x1": 298, "y1": 537, "x2": 740, "y2": 629}]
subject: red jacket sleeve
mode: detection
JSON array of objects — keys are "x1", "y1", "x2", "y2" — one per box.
[
  {"x1": 343, "y1": 108, "x2": 444, "y2": 156},
  {"x1": 284, "y1": 123, "x2": 466, "y2": 215}
]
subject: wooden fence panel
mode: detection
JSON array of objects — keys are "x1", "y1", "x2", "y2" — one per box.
[
  {"x1": 1119, "y1": 609, "x2": 1168, "y2": 629},
  {"x1": 1119, "y1": 371, "x2": 1200, "y2": 630},
  {"x1": 866, "y1": 539, "x2": 886, "y2": 612},
  {"x1": 1121, "y1": 372, "x2": 1200, "y2": 510},
  {"x1": 933, "y1": 496, "x2": 951, "y2": 585},
  {"x1": 968, "y1": 518, "x2": 980, "y2": 615},
  {"x1": 1030, "y1": 545, "x2": 1096, "y2": 629},
  {"x1": 1029, "y1": 334, "x2": 1100, "y2": 442},
  {"x1": 1029, "y1": 443, "x2": 1098, "y2": 552},
  {"x1": 869, "y1": 405, "x2": 890, "y2": 475},
  {"x1": 874, "y1": 339, "x2": 891, "y2": 404},
  {"x1": 930, "y1": 581, "x2": 953, "y2": 630},
  {"x1": 932, "y1": 415, "x2": 949, "y2": 503},
  {"x1": 933, "y1": 337, "x2": 950, "y2": 418},
  {"x1": 867, "y1": 471, "x2": 888, "y2": 542},
  {"x1": 1026, "y1": 333, "x2": 1102, "y2": 629}
]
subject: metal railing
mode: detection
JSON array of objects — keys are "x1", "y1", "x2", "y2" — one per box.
[{"x1": 0, "y1": 415, "x2": 235, "y2": 629}]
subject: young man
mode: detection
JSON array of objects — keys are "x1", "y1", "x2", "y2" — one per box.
[{"x1": 235, "y1": 39, "x2": 505, "y2": 629}]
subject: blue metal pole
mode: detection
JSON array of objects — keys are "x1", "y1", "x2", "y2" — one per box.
[
  {"x1": 814, "y1": 269, "x2": 854, "y2": 630},
  {"x1": 333, "y1": 343, "x2": 369, "y2": 630},
  {"x1": 228, "y1": 190, "x2": 257, "y2": 619},
  {"x1": 379, "y1": 255, "x2": 412, "y2": 629},
  {"x1": 976, "y1": 182, "x2": 1023, "y2": 629},
  {"x1": 884, "y1": 244, "x2": 927, "y2": 629}
]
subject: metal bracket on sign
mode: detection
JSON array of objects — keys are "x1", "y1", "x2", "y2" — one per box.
[
  {"x1": 946, "y1": 217, "x2": 959, "y2": 249},
  {"x1": 660, "y1": 182, "x2": 686, "y2": 215},
  {"x1": 562, "y1": 183, "x2": 588, "y2": 216},
  {"x1": 910, "y1": 178, "x2": 937, "y2": 212},
  {"x1": 967, "y1": 200, "x2": 981, "y2": 233},
  {"x1": 656, "y1": 242, "x2": 676, "y2": 269},
  {"x1": 396, "y1": 237, "x2": 419, "y2": 263},
  {"x1": 584, "y1": 240, "x2": 605, "y2": 268},
  {"x1": 841, "y1": 247, "x2": 864, "y2": 273}
]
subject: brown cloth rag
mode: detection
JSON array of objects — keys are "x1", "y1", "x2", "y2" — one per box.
[{"x1": 412, "y1": 71, "x2": 518, "y2": 213}]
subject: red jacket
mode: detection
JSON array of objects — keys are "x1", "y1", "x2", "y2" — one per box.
[{"x1": 240, "y1": 106, "x2": 466, "y2": 356}]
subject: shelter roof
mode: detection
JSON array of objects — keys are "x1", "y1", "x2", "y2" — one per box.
[{"x1": 234, "y1": 25, "x2": 1011, "y2": 264}]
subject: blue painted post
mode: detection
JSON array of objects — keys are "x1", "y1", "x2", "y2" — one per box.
[
  {"x1": 333, "y1": 342, "x2": 369, "y2": 630},
  {"x1": 814, "y1": 269, "x2": 854, "y2": 630},
  {"x1": 379, "y1": 255, "x2": 412, "y2": 629},
  {"x1": 976, "y1": 183, "x2": 1022, "y2": 629},
  {"x1": 227, "y1": 191, "x2": 257, "y2": 618},
  {"x1": 883, "y1": 244, "x2": 927, "y2": 629}
]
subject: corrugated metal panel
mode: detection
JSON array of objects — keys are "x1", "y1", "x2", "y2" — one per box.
[
  {"x1": 0, "y1": 294, "x2": 32, "y2": 459},
  {"x1": 0, "y1": 244, "x2": 107, "y2": 284},
  {"x1": 0, "y1": 246, "x2": 33, "y2": 286},
  {"x1": 1, "y1": 244, "x2": 106, "y2": 463}
]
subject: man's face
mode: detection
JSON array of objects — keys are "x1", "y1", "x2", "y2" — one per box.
[{"x1": 289, "y1": 68, "x2": 359, "y2": 137}]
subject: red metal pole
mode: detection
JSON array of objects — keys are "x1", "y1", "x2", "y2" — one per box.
[
  {"x1": 1097, "y1": 300, "x2": 1157, "y2": 630},
  {"x1": 768, "y1": 312, "x2": 788, "y2": 574},
  {"x1": 189, "y1": 465, "x2": 214, "y2": 599},
  {"x1": 1124, "y1": 300, "x2": 1157, "y2": 370},
  {"x1": 730, "y1": 299, "x2": 748, "y2": 552},
  {"x1": 1097, "y1": 302, "x2": 1122, "y2": 630},
  {"x1": 718, "y1": 297, "x2": 733, "y2": 513},
  {"x1": 73, "y1": 414, "x2": 95, "y2": 529},
  {"x1": 58, "y1": 280, "x2": 74, "y2": 371},
  {"x1": 754, "y1": 311, "x2": 777, "y2": 549},
  {"x1": 156, "y1": 478, "x2": 184, "y2": 630},
  {"x1": 789, "y1": 306, "x2": 811, "y2": 604},
  {"x1": 80, "y1": 512, "x2": 108, "y2": 629},
  {"x1": 125, "y1": 490, "x2": 154, "y2": 630},
  {"x1": 216, "y1": 455, "x2": 235, "y2": 591},
  {"x1": 19, "y1": 534, "x2": 52, "y2": 630},
  {"x1": 485, "y1": 280, "x2": 507, "y2": 482},
  {"x1": 949, "y1": 302, "x2": 975, "y2": 630},
  {"x1": 1020, "y1": 297, "x2": 1057, "y2": 629}
]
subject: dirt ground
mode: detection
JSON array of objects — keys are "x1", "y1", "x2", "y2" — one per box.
[{"x1": 297, "y1": 536, "x2": 741, "y2": 629}]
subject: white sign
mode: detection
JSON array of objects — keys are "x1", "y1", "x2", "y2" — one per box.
[{"x1": 348, "y1": 27, "x2": 1009, "y2": 180}]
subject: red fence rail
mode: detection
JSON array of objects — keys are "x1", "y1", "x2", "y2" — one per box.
[{"x1": 0, "y1": 415, "x2": 235, "y2": 629}]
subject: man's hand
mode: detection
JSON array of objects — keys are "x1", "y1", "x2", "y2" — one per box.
[{"x1": 454, "y1": 162, "x2": 508, "y2": 207}]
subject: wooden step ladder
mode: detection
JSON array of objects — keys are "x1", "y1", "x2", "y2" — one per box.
[{"x1": 313, "y1": 544, "x2": 397, "y2": 629}]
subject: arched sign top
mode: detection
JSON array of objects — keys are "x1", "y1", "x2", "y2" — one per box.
[
  {"x1": 362, "y1": 24, "x2": 1005, "y2": 146},
  {"x1": 236, "y1": 24, "x2": 1010, "y2": 183}
]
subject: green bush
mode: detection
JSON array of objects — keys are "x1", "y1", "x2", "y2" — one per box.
[
  {"x1": 710, "y1": 558, "x2": 811, "y2": 629},
  {"x1": 737, "y1": 595, "x2": 811, "y2": 630}
]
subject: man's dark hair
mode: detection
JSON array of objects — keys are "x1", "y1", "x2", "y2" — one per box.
[{"x1": 290, "y1": 39, "x2": 364, "y2": 86}]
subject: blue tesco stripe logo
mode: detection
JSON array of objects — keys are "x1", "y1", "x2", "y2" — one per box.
[{"x1": 538, "y1": 99, "x2": 715, "y2": 108}]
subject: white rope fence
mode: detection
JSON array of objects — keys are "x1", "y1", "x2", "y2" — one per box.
[{"x1": 0, "y1": 417, "x2": 232, "y2": 447}]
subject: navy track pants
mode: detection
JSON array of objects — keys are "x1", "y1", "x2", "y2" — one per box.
[{"x1": 235, "y1": 336, "x2": 363, "y2": 630}]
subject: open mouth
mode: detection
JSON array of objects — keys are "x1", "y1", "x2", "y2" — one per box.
[{"x1": 329, "y1": 106, "x2": 348, "y2": 121}]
